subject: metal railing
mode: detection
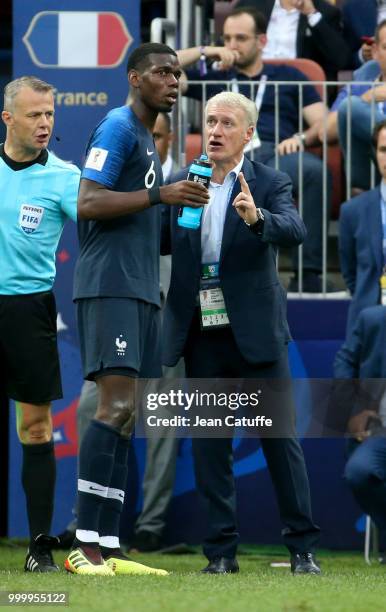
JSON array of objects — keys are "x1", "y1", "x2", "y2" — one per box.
[{"x1": 171, "y1": 78, "x2": 380, "y2": 297}]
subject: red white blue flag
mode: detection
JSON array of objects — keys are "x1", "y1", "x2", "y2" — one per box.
[{"x1": 23, "y1": 11, "x2": 132, "y2": 68}]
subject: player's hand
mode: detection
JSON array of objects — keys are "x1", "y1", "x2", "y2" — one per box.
[
  {"x1": 347, "y1": 409, "x2": 378, "y2": 442},
  {"x1": 205, "y1": 46, "x2": 240, "y2": 70},
  {"x1": 277, "y1": 136, "x2": 303, "y2": 156},
  {"x1": 160, "y1": 181, "x2": 210, "y2": 207},
  {"x1": 232, "y1": 172, "x2": 258, "y2": 224},
  {"x1": 288, "y1": 0, "x2": 316, "y2": 16}
]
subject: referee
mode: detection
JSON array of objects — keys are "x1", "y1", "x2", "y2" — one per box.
[{"x1": 0, "y1": 76, "x2": 80, "y2": 572}]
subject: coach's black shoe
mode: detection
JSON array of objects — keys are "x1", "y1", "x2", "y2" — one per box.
[
  {"x1": 130, "y1": 530, "x2": 162, "y2": 553},
  {"x1": 291, "y1": 552, "x2": 321, "y2": 575},
  {"x1": 24, "y1": 534, "x2": 60, "y2": 572},
  {"x1": 201, "y1": 557, "x2": 239, "y2": 574}
]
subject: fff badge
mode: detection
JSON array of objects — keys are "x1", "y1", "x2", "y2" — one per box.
[{"x1": 19, "y1": 204, "x2": 44, "y2": 234}]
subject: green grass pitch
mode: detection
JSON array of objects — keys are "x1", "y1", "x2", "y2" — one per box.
[{"x1": 0, "y1": 542, "x2": 385, "y2": 611}]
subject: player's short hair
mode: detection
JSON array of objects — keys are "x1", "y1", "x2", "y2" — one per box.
[
  {"x1": 4, "y1": 76, "x2": 54, "y2": 112},
  {"x1": 126, "y1": 43, "x2": 177, "y2": 73},
  {"x1": 205, "y1": 91, "x2": 258, "y2": 128},
  {"x1": 226, "y1": 6, "x2": 268, "y2": 35},
  {"x1": 375, "y1": 19, "x2": 386, "y2": 44}
]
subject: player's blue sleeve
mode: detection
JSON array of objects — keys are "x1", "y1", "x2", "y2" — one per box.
[
  {"x1": 81, "y1": 113, "x2": 136, "y2": 189},
  {"x1": 61, "y1": 165, "x2": 81, "y2": 222}
]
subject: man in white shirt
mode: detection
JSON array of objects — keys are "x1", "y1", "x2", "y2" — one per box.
[{"x1": 237, "y1": 0, "x2": 350, "y2": 80}]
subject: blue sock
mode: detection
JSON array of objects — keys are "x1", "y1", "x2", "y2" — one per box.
[
  {"x1": 99, "y1": 436, "x2": 129, "y2": 551},
  {"x1": 76, "y1": 420, "x2": 120, "y2": 540}
]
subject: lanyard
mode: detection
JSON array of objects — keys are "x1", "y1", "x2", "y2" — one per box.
[
  {"x1": 231, "y1": 74, "x2": 268, "y2": 113},
  {"x1": 201, "y1": 263, "x2": 219, "y2": 279}
]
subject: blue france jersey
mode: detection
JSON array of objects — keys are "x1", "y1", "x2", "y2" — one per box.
[
  {"x1": 73, "y1": 105, "x2": 163, "y2": 306},
  {"x1": 0, "y1": 147, "x2": 80, "y2": 295}
]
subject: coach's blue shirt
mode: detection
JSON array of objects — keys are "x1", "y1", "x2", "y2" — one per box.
[
  {"x1": 186, "y1": 64, "x2": 320, "y2": 143},
  {"x1": 73, "y1": 105, "x2": 163, "y2": 306},
  {"x1": 0, "y1": 146, "x2": 80, "y2": 295}
]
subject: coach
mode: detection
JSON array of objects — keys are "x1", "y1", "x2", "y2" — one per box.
[{"x1": 161, "y1": 91, "x2": 320, "y2": 575}]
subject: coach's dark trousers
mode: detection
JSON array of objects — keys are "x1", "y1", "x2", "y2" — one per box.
[{"x1": 184, "y1": 312, "x2": 320, "y2": 560}]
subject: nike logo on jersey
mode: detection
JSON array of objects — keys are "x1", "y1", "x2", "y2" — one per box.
[{"x1": 147, "y1": 148, "x2": 154, "y2": 156}]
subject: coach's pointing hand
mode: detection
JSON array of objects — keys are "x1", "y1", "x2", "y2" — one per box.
[{"x1": 233, "y1": 173, "x2": 258, "y2": 225}]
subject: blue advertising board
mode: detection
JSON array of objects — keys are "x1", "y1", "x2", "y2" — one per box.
[{"x1": 13, "y1": 0, "x2": 140, "y2": 167}]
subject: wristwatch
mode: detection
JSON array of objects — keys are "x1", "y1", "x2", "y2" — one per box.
[
  {"x1": 244, "y1": 207, "x2": 265, "y2": 234},
  {"x1": 294, "y1": 132, "x2": 307, "y2": 146}
]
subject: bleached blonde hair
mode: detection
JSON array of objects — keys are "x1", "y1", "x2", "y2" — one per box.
[{"x1": 205, "y1": 91, "x2": 257, "y2": 128}]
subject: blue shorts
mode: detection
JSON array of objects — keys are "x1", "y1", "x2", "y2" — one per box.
[{"x1": 76, "y1": 297, "x2": 162, "y2": 380}]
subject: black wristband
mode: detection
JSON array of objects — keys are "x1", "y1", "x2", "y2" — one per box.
[{"x1": 148, "y1": 186, "x2": 161, "y2": 206}]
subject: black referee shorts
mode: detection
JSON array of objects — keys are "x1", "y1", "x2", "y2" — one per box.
[{"x1": 0, "y1": 291, "x2": 62, "y2": 404}]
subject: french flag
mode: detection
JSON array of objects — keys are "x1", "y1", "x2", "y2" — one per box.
[{"x1": 23, "y1": 11, "x2": 132, "y2": 68}]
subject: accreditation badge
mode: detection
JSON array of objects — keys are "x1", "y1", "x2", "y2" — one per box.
[
  {"x1": 380, "y1": 272, "x2": 386, "y2": 305},
  {"x1": 199, "y1": 263, "x2": 230, "y2": 329},
  {"x1": 199, "y1": 286, "x2": 230, "y2": 329}
]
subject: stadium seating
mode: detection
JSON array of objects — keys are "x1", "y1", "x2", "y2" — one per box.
[{"x1": 185, "y1": 57, "x2": 345, "y2": 218}]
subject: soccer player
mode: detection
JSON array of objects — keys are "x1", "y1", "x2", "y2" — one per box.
[
  {"x1": 0, "y1": 76, "x2": 80, "y2": 571},
  {"x1": 66, "y1": 42, "x2": 208, "y2": 576}
]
